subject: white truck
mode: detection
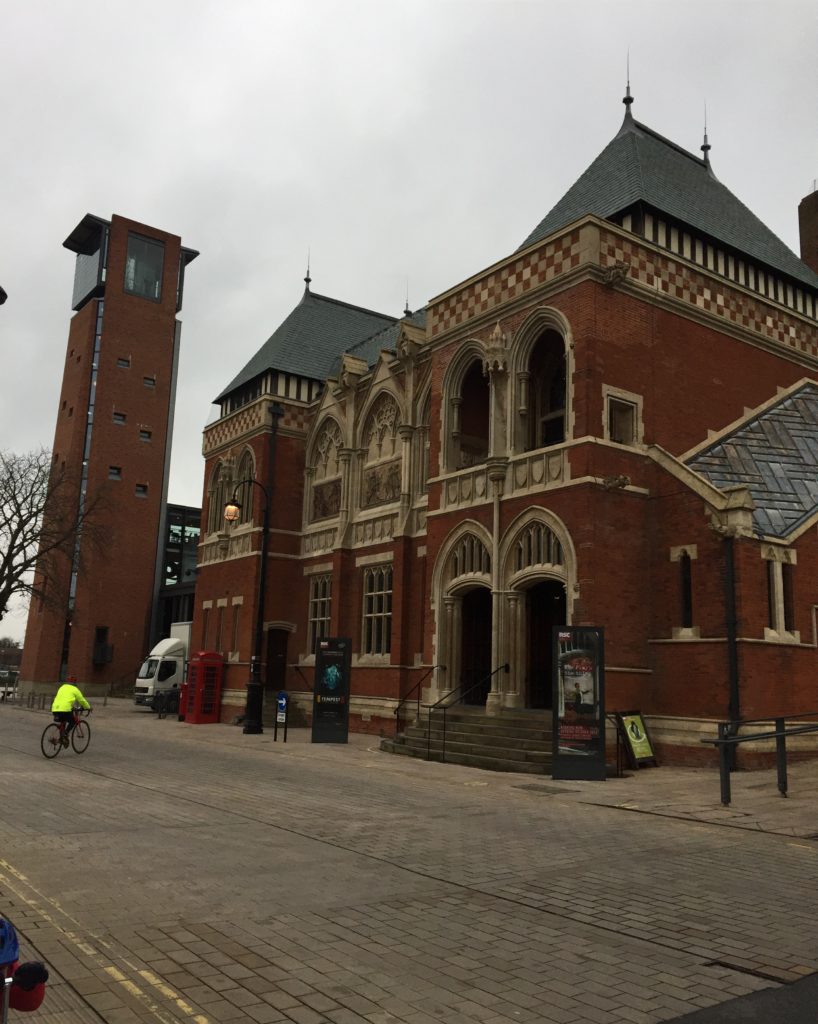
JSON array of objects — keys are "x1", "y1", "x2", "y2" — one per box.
[{"x1": 134, "y1": 622, "x2": 192, "y2": 709}]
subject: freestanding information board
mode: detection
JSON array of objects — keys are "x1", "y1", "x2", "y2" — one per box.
[
  {"x1": 311, "y1": 637, "x2": 351, "y2": 743},
  {"x1": 552, "y1": 626, "x2": 606, "y2": 781}
]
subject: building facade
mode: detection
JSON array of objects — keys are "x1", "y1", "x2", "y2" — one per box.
[
  {"x1": 194, "y1": 96, "x2": 818, "y2": 759},
  {"x1": 20, "y1": 214, "x2": 197, "y2": 695}
]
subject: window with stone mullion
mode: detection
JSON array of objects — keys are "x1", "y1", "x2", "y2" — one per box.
[{"x1": 362, "y1": 565, "x2": 392, "y2": 656}]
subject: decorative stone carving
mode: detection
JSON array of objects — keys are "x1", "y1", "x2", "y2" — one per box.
[
  {"x1": 313, "y1": 479, "x2": 341, "y2": 520},
  {"x1": 483, "y1": 321, "x2": 510, "y2": 375},
  {"x1": 603, "y1": 260, "x2": 630, "y2": 287},
  {"x1": 362, "y1": 459, "x2": 402, "y2": 508}
]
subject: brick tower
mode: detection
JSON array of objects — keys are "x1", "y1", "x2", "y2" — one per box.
[{"x1": 20, "y1": 214, "x2": 198, "y2": 696}]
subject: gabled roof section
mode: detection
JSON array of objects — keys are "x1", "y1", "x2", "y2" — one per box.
[
  {"x1": 687, "y1": 382, "x2": 818, "y2": 538},
  {"x1": 519, "y1": 111, "x2": 818, "y2": 290},
  {"x1": 326, "y1": 307, "x2": 427, "y2": 378},
  {"x1": 215, "y1": 290, "x2": 398, "y2": 403}
]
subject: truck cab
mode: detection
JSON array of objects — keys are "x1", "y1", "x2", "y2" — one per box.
[{"x1": 134, "y1": 638, "x2": 186, "y2": 707}]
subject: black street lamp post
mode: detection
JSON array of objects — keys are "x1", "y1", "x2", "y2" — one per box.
[
  {"x1": 222, "y1": 402, "x2": 282, "y2": 735},
  {"x1": 224, "y1": 480, "x2": 270, "y2": 733}
]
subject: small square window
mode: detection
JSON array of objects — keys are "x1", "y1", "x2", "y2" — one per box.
[
  {"x1": 113, "y1": 412, "x2": 126, "y2": 425},
  {"x1": 139, "y1": 429, "x2": 152, "y2": 442},
  {"x1": 608, "y1": 398, "x2": 636, "y2": 445},
  {"x1": 135, "y1": 483, "x2": 148, "y2": 497},
  {"x1": 143, "y1": 376, "x2": 156, "y2": 388},
  {"x1": 117, "y1": 357, "x2": 131, "y2": 368},
  {"x1": 109, "y1": 466, "x2": 122, "y2": 480}
]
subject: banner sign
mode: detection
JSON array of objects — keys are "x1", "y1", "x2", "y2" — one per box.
[
  {"x1": 616, "y1": 711, "x2": 657, "y2": 768},
  {"x1": 552, "y1": 626, "x2": 606, "y2": 781},
  {"x1": 311, "y1": 637, "x2": 351, "y2": 743}
]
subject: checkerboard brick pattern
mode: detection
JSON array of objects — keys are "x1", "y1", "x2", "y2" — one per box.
[
  {"x1": 429, "y1": 231, "x2": 583, "y2": 337},
  {"x1": 600, "y1": 230, "x2": 818, "y2": 359},
  {"x1": 204, "y1": 399, "x2": 312, "y2": 455}
]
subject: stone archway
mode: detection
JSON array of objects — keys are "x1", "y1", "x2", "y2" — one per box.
[{"x1": 499, "y1": 509, "x2": 576, "y2": 709}]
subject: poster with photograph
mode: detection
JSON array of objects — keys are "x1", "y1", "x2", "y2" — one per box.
[
  {"x1": 552, "y1": 626, "x2": 606, "y2": 781},
  {"x1": 616, "y1": 711, "x2": 657, "y2": 768},
  {"x1": 312, "y1": 637, "x2": 351, "y2": 743}
]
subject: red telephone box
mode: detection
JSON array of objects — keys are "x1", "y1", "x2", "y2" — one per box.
[{"x1": 185, "y1": 651, "x2": 224, "y2": 724}]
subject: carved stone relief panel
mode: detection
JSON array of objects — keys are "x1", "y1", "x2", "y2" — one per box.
[
  {"x1": 313, "y1": 478, "x2": 341, "y2": 520},
  {"x1": 362, "y1": 459, "x2": 401, "y2": 508}
]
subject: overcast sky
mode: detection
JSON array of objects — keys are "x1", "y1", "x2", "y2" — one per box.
[{"x1": 1, "y1": 0, "x2": 817, "y2": 640}]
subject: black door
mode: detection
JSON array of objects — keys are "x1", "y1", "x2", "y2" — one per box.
[
  {"x1": 460, "y1": 588, "x2": 492, "y2": 705},
  {"x1": 526, "y1": 581, "x2": 566, "y2": 709}
]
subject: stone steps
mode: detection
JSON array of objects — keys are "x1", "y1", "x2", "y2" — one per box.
[{"x1": 381, "y1": 707, "x2": 554, "y2": 775}]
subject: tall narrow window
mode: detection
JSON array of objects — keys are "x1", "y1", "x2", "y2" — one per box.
[
  {"x1": 231, "y1": 604, "x2": 241, "y2": 654},
  {"x1": 216, "y1": 606, "x2": 225, "y2": 654},
  {"x1": 202, "y1": 608, "x2": 210, "y2": 649},
  {"x1": 362, "y1": 565, "x2": 392, "y2": 656},
  {"x1": 765, "y1": 554, "x2": 798, "y2": 640},
  {"x1": 308, "y1": 574, "x2": 332, "y2": 654},
  {"x1": 782, "y1": 562, "x2": 795, "y2": 633},
  {"x1": 680, "y1": 551, "x2": 693, "y2": 629},
  {"x1": 526, "y1": 331, "x2": 565, "y2": 451},
  {"x1": 454, "y1": 360, "x2": 490, "y2": 468},
  {"x1": 766, "y1": 560, "x2": 777, "y2": 631}
]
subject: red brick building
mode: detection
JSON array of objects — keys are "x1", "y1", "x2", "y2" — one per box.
[
  {"x1": 20, "y1": 214, "x2": 198, "y2": 695},
  {"x1": 195, "y1": 95, "x2": 818, "y2": 761}
]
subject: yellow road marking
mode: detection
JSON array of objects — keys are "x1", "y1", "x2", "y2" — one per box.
[{"x1": 0, "y1": 858, "x2": 210, "y2": 1023}]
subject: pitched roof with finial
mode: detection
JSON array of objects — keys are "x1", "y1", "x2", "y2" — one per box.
[
  {"x1": 214, "y1": 285, "x2": 398, "y2": 402},
  {"x1": 519, "y1": 87, "x2": 818, "y2": 289}
]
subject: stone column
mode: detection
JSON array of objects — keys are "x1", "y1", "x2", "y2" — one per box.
[
  {"x1": 504, "y1": 592, "x2": 524, "y2": 709},
  {"x1": 399, "y1": 424, "x2": 413, "y2": 512}
]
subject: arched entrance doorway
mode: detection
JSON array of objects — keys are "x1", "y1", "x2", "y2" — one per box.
[
  {"x1": 525, "y1": 580, "x2": 566, "y2": 708},
  {"x1": 460, "y1": 588, "x2": 492, "y2": 705}
]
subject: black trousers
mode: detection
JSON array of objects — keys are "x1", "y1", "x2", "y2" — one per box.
[{"x1": 53, "y1": 711, "x2": 75, "y2": 733}]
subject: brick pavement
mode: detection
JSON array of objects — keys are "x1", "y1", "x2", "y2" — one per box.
[{"x1": 2, "y1": 700, "x2": 817, "y2": 1024}]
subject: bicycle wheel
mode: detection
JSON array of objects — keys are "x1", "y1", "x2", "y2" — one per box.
[
  {"x1": 71, "y1": 720, "x2": 91, "y2": 754},
  {"x1": 41, "y1": 723, "x2": 63, "y2": 758}
]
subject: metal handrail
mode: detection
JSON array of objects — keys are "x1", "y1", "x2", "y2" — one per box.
[
  {"x1": 425, "y1": 664, "x2": 509, "y2": 763},
  {"x1": 701, "y1": 712, "x2": 818, "y2": 806},
  {"x1": 393, "y1": 665, "x2": 443, "y2": 738}
]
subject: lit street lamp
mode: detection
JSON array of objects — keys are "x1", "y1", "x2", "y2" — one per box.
[{"x1": 224, "y1": 479, "x2": 270, "y2": 735}]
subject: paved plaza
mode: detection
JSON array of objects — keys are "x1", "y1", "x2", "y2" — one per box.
[{"x1": 1, "y1": 700, "x2": 817, "y2": 1024}]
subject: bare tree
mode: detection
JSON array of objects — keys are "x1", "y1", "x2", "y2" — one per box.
[{"x1": 0, "y1": 448, "x2": 105, "y2": 623}]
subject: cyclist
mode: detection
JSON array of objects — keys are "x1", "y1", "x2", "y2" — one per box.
[{"x1": 51, "y1": 675, "x2": 91, "y2": 747}]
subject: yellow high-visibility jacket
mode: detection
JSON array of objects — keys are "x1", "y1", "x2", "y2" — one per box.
[{"x1": 51, "y1": 684, "x2": 90, "y2": 713}]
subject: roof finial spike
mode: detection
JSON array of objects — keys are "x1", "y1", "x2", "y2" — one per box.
[
  {"x1": 701, "y1": 101, "x2": 711, "y2": 163},
  {"x1": 304, "y1": 249, "x2": 312, "y2": 291},
  {"x1": 623, "y1": 50, "x2": 634, "y2": 110},
  {"x1": 404, "y1": 278, "x2": 411, "y2": 317}
]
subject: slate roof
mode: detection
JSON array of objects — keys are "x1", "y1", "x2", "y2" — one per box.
[
  {"x1": 326, "y1": 308, "x2": 428, "y2": 378},
  {"x1": 215, "y1": 289, "x2": 398, "y2": 402},
  {"x1": 687, "y1": 383, "x2": 818, "y2": 538},
  {"x1": 520, "y1": 110, "x2": 818, "y2": 290}
]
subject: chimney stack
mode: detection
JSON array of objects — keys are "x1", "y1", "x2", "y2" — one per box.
[{"x1": 799, "y1": 184, "x2": 818, "y2": 275}]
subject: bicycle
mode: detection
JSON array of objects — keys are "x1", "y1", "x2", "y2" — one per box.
[{"x1": 40, "y1": 706, "x2": 92, "y2": 758}]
